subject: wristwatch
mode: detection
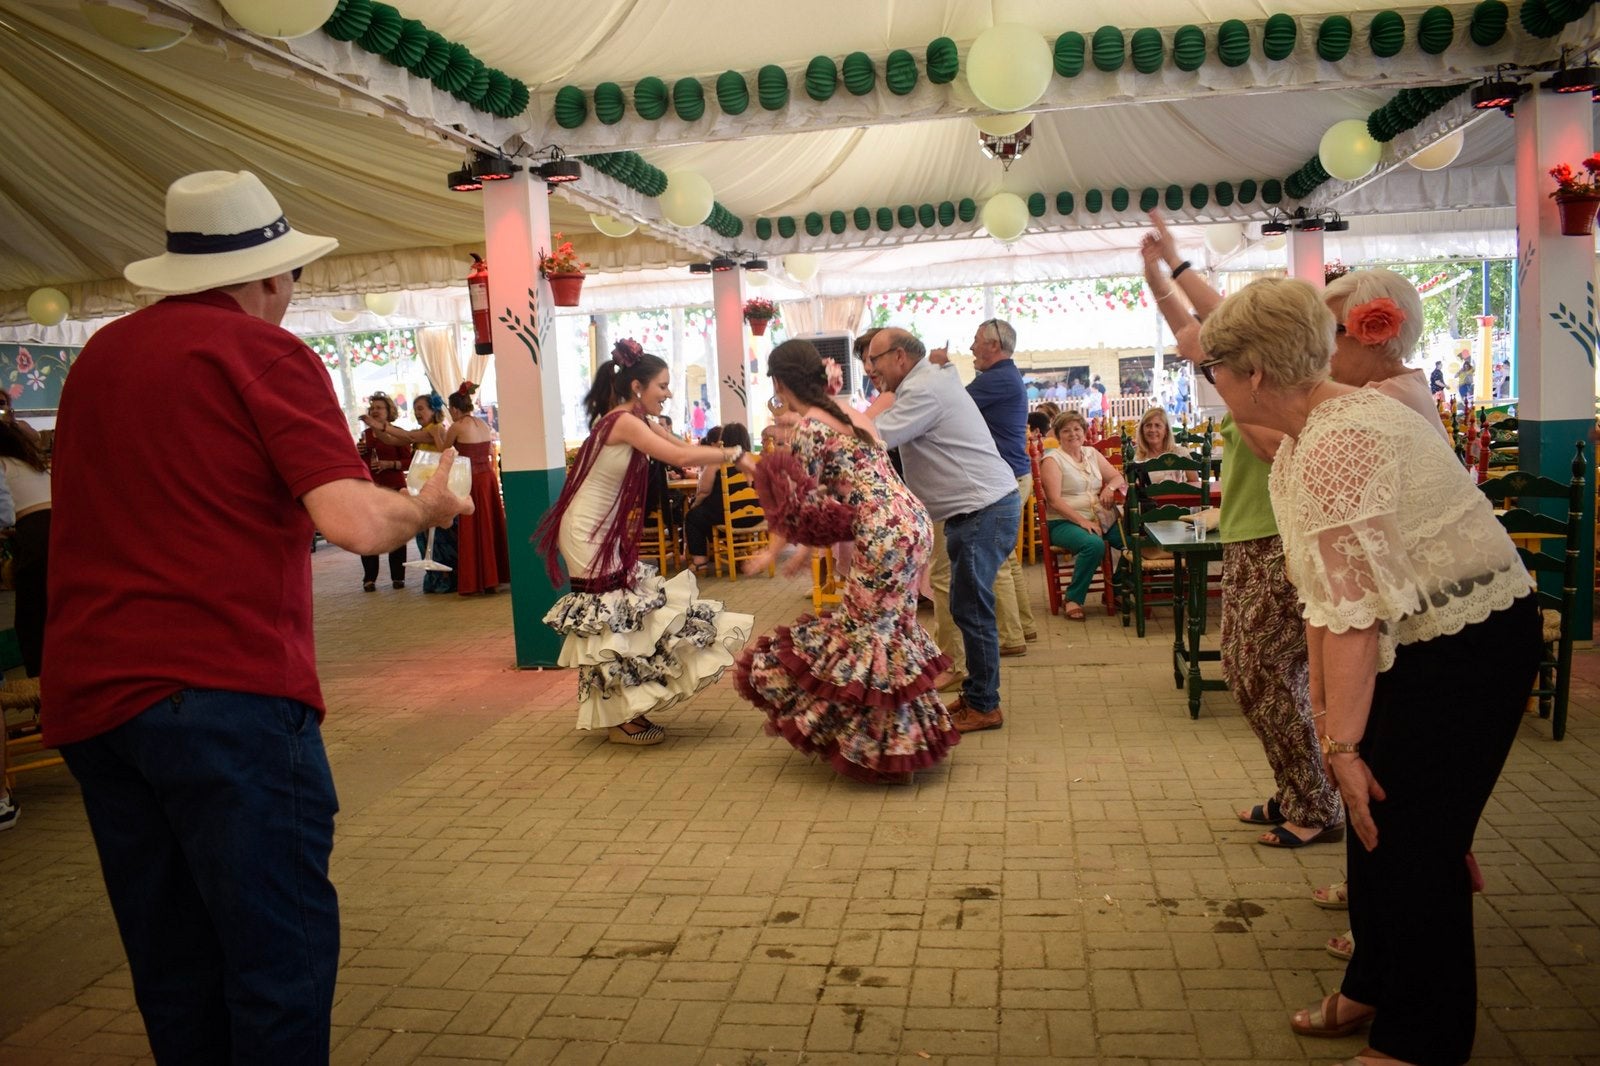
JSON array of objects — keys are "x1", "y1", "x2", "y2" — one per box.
[{"x1": 1319, "y1": 735, "x2": 1360, "y2": 756}]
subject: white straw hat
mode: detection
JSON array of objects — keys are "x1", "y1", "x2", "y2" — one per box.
[{"x1": 124, "y1": 170, "x2": 339, "y2": 295}]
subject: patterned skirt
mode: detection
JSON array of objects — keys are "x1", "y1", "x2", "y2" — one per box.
[{"x1": 544, "y1": 564, "x2": 753, "y2": 729}]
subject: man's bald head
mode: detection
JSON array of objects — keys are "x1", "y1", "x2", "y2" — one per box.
[{"x1": 865, "y1": 327, "x2": 925, "y2": 391}]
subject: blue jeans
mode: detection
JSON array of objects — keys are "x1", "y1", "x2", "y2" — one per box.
[
  {"x1": 1047, "y1": 520, "x2": 1124, "y2": 606},
  {"x1": 61, "y1": 690, "x2": 341, "y2": 1066},
  {"x1": 943, "y1": 491, "x2": 1022, "y2": 712}
]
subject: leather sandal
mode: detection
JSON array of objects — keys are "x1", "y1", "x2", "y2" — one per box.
[
  {"x1": 1063, "y1": 602, "x2": 1086, "y2": 620},
  {"x1": 1258, "y1": 823, "x2": 1344, "y2": 848},
  {"x1": 1312, "y1": 880, "x2": 1350, "y2": 910},
  {"x1": 1238, "y1": 797, "x2": 1286, "y2": 825},
  {"x1": 1290, "y1": 992, "x2": 1374, "y2": 1039},
  {"x1": 1327, "y1": 930, "x2": 1354, "y2": 960}
]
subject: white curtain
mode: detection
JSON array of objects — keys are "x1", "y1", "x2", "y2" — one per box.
[
  {"x1": 821, "y1": 296, "x2": 866, "y2": 335},
  {"x1": 416, "y1": 326, "x2": 459, "y2": 399},
  {"x1": 780, "y1": 299, "x2": 817, "y2": 336}
]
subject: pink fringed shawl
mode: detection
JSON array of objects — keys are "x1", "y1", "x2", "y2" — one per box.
[{"x1": 533, "y1": 406, "x2": 651, "y2": 586}]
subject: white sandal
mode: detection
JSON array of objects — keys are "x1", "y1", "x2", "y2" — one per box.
[{"x1": 1312, "y1": 880, "x2": 1349, "y2": 910}]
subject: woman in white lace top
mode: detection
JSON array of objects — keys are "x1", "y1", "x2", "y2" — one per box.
[{"x1": 1198, "y1": 278, "x2": 1540, "y2": 1066}]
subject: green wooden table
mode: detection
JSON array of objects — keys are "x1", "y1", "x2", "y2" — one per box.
[{"x1": 1145, "y1": 520, "x2": 1227, "y2": 719}]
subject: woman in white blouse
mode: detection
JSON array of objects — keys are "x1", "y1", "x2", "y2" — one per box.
[
  {"x1": 1198, "y1": 278, "x2": 1540, "y2": 1066},
  {"x1": 1038, "y1": 410, "x2": 1127, "y2": 620}
]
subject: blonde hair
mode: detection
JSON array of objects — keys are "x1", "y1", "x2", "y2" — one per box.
[
  {"x1": 1199, "y1": 277, "x2": 1335, "y2": 390},
  {"x1": 1051, "y1": 409, "x2": 1088, "y2": 438},
  {"x1": 1322, "y1": 268, "x2": 1424, "y2": 363},
  {"x1": 1134, "y1": 407, "x2": 1177, "y2": 460}
]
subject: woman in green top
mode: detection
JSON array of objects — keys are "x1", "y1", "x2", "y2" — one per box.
[{"x1": 1141, "y1": 214, "x2": 1342, "y2": 849}]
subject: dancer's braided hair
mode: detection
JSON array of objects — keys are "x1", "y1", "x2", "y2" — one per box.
[{"x1": 767, "y1": 340, "x2": 874, "y2": 446}]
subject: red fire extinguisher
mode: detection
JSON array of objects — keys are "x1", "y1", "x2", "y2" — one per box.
[{"x1": 467, "y1": 253, "x2": 493, "y2": 355}]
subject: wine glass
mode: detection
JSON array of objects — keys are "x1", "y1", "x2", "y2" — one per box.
[{"x1": 404, "y1": 451, "x2": 471, "y2": 572}]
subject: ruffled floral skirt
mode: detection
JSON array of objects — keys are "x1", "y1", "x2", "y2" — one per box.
[
  {"x1": 735, "y1": 602, "x2": 959, "y2": 782},
  {"x1": 544, "y1": 564, "x2": 753, "y2": 729}
]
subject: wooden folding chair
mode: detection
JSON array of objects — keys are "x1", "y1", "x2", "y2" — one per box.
[{"x1": 1033, "y1": 452, "x2": 1117, "y2": 616}]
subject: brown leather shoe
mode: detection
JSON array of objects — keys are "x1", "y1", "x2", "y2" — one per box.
[
  {"x1": 934, "y1": 668, "x2": 966, "y2": 693},
  {"x1": 1000, "y1": 644, "x2": 1027, "y2": 657},
  {"x1": 948, "y1": 698, "x2": 1004, "y2": 733},
  {"x1": 1023, "y1": 630, "x2": 1039, "y2": 642}
]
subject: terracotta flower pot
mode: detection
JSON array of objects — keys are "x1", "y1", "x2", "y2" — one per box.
[
  {"x1": 746, "y1": 316, "x2": 771, "y2": 336},
  {"x1": 547, "y1": 272, "x2": 585, "y2": 306},
  {"x1": 1555, "y1": 191, "x2": 1600, "y2": 236}
]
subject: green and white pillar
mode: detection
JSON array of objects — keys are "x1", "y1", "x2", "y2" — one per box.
[
  {"x1": 1514, "y1": 83, "x2": 1595, "y2": 637},
  {"x1": 483, "y1": 169, "x2": 567, "y2": 666}
]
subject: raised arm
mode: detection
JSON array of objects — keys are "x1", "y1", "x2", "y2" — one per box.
[{"x1": 1146, "y1": 210, "x2": 1223, "y2": 320}]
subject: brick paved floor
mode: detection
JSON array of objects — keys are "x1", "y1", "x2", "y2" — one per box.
[{"x1": 3, "y1": 545, "x2": 1598, "y2": 1064}]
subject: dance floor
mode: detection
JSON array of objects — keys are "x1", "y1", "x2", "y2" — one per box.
[{"x1": 3, "y1": 546, "x2": 1597, "y2": 1064}]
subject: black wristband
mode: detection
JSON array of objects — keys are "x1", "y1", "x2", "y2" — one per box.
[{"x1": 1170, "y1": 260, "x2": 1192, "y2": 280}]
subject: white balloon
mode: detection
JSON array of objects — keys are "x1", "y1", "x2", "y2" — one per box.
[
  {"x1": 329, "y1": 308, "x2": 360, "y2": 324},
  {"x1": 1261, "y1": 233, "x2": 1288, "y2": 252},
  {"x1": 1204, "y1": 223, "x2": 1245, "y2": 256},
  {"x1": 26, "y1": 287, "x2": 69, "y2": 327},
  {"x1": 784, "y1": 254, "x2": 819, "y2": 282},
  {"x1": 1319, "y1": 119, "x2": 1382, "y2": 182},
  {"x1": 219, "y1": 0, "x2": 338, "y2": 39},
  {"x1": 81, "y1": 2, "x2": 191, "y2": 50},
  {"x1": 974, "y1": 112, "x2": 1033, "y2": 137},
  {"x1": 981, "y1": 192, "x2": 1029, "y2": 242},
  {"x1": 745, "y1": 271, "x2": 770, "y2": 288},
  {"x1": 967, "y1": 24, "x2": 1052, "y2": 113},
  {"x1": 1408, "y1": 129, "x2": 1465, "y2": 172},
  {"x1": 658, "y1": 170, "x2": 715, "y2": 228},
  {"x1": 363, "y1": 292, "x2": 399, "y2": 317},
  {"x1": 589, "y1": 213, "x2": 639, "y2": 238}
]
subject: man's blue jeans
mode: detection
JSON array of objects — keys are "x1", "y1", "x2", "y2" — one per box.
[
  {"x1": 943, "y1": 491, "x2": 1022, "y2": 713},
  {"x1": 61, "y1": 690, "x2": 340, "y2": 1066}
]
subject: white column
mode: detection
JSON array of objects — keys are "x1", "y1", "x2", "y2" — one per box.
[
  {"x1": 712, "y1": 267, "x2": 748, "y2": 426},
  {"x1": 1287, "y1": 227, "x2": 1325, "y2": 290}
]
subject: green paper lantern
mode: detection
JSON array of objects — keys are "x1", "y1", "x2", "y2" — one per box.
[
  {"x1": 805, "y1": 212, "x2": 824, "y2": 237},
  {"x1": 504, "y1": 80, "x2": 530, "y2": 118},
  {"x1": 897, "y1": 204, "x2": 916, "y2": 228},
  {"x1": 1217, "y1": 19, "x2": 1251, "y2": 67},
  {"x1": 482, "y1": 71, "x2": 513, "y2": 114},
  {"x1": 324, "y1": 0, "x2": 373, "y2": 42},
  {"x1": 1054, "y1": 31, "x2": 1086, "y2": 77},
  {"x1": 1189, "y1": 183, "x2": 1209, "y2": 209},
  {"x1": 1520, "y1": 0, "x2": 1562, "y2": 37},
  {"x1": 456, "y1": 58, "x2": 489, "y2": 105},
  {"x1": 778, "y1": 216, "x2": 796, "y2": 238},
  {"x1": 386, "y1": 18, "x2": 427, "y2": 68},
  {"x1": 1092, "y1": 26, "x2": 1125, "y2": 72},
  {"x1": 1139, "y1": 187, "x2": 1159, "y2": 211},
  {"x1": 829, "y1": 210, "x2": 847, "y2": 235},
  {"x1": 1027, "y1": 192, "x2": 1047, "y2": 217},
  {"x1": 1369, "y1": 10, "x2": 1405, "y2": 56},
  {"x1": 938, "y1": 201, "x2": 955, "y2": 225},
  {"x1": 919, "y1": 203, "x2": 937, "y2": 227},
  {"x1": 885, "y1": 49, "x2": 918, "y2": 95},
  {"x1": 806, "y1": 55, "x2": 838, "y2": 100},
  {"x1": 636, "y1": 159, "x2": 666, "y2": 196},
  {"x1": 716, "y1": 70, "x2": 749, "y2": 114},
  {"x1": 1317, "y1": 15, "x2": 1353, "y2": 61},
  {"x1": 877, "y1": 207, "x2": 894, "y2": 231},
  {"x1": 1263, "y1": 13, "x2": 1297, "y2": 60},
  {"x1": 1547, "y1": 0, "x2": 1589, "y2": 20},
  {"x1": 673, "y1": 77, "x2": 705, "y2": 121},
  {"x1": 843, "y1": 51, "x2": 875, "y2": 95},
  {"x1": 853, "y1": 207, "x2": 871, "y2": 230},
  {"x1": 1417, "y1": 7, "x2": 1455, "y2": 53},
  {"x1": 412, "y1": 30, "x2": 450, "y2": 80},
  {"x1": 1469, "y1": 1, "x2": 1509, "y2": 45},
  {"x1": 1165, "y1": 184, "x2": 1184, "y2": 210},
  {"x1": 927, "y1": 37, "x2": 959, "y2": 83},
  {"x1": 1085, "y1": 189, "x2": 1103, "y2": 213},
  {"x1": 1110, "y1": 187, "x2": 1129, "y2": 212},
  {"x1": 755, "y1": 218, "x2": 772, "y2": 241},
  {"x1": 1172, "y1": 25, "x2": 1206, "y2": 71},
  {"x1": 1131, "y1": 28, "x2": 1164, "y2": 73},
  {"x1": 593, "y1": 81, "x2": 625, "y2": 124},
  {"x1": 1056, "y1": 191, "x2": 1075, "y2": 214},
  {"x1": 1237, "y1": 178, "x2": 1258, "y2": 204},
  {"x1": 634, "y1": 76, "x2": 668, "y2": 120},
  {"x1": 1214, "y1": 181, "x2": 1234, "y2": 207},
  {"x1": 356, "y1": 3, "x2": 402, "y2": 54},
  {"x1": 757, "y1": 65, "x2": 788, "y2": 110},
  {"x1": 553, "y1": 85, "x2": 587, "y2": 129},
  {"x1": 958, "y1": 198, "x2": 977, "y2": 222},
  {"x1": 1262, "y1": 179, "x2": 1283, "y2": 204}
]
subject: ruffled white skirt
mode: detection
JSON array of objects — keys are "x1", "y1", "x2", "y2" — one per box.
[{"x1": 543, "y1": 564, "x2": 754, "y2": 729}]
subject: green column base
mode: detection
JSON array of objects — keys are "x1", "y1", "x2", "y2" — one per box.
[
  {"x1": 1519, "y1": 418, "x2": 1594, "y2": 641},
  {"x1": 503, "y1": 466, "x2": 569, "y2": 667}
]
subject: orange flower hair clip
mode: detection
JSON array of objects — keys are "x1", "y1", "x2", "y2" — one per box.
[{"x1": 1345, "y1": 297, "x2": 1406, "y2": 346}]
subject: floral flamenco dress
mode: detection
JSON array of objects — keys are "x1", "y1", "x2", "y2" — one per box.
[
  {"x1": 735, "y1": 418, "x2": 960, "y2": 782},
  {"x1": 537, "y1": 411, "x2": 753, "y2": 732}
]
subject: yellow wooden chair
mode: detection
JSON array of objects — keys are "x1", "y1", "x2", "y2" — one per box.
[
  {"x1": 811, "y1": 549, "x2": 843, "y2": 612},
  {"x1": 636, "y1": 506, "x2": 680, "y2": 575},
  {"x1": 711, "y1": 465, "x2": 773, "y2": 581},
  {"x1": 2, "y1": 675, "x2": 59, "y2": 787}
]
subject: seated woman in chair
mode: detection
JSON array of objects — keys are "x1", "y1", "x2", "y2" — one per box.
[
  {"x1": 684, "y1": 423, "x2": 755, "y2": 575},
  {"x1": 1131, "y1": 407, "x2": 1199, "y2": 486},
  {"x1": 1038, "y1": 410, "x2": 1127, "y2": 620}
]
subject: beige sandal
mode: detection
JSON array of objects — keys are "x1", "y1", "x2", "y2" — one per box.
[
  {"x1": 1290, "y1": 991, "x2": 1374, "y2": 1039},
  {"x1": 1327, "y1": 930, "x2": 1354, "y2": 960},
  {"x1": 1064, "y1": 602, "x2": 1086, "y2": 620},
  {"x1": 608, "y1": 719, "x2": 666, "y2": 746},
  {"x1": 1313, "y1": 880, "x2": 1349, "y2": 910}
]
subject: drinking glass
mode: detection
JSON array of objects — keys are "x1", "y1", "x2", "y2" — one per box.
[{"x1": 405, "y1": 451, "x2": 471, "y2": 572}]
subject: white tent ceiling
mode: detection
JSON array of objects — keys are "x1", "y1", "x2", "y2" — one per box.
[{"x1": 1, "y1": 0, "x2": 1596, "y2": 329}]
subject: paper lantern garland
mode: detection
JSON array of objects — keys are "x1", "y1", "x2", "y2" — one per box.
[
  {"x1": 885, "y1": 49, "x2": 918, "y2": 95},
  {"x1": 1369, "y1": 10, "x2": 1406, "y2": 56},
  {"x1": 1091, "y1": 26, "x2": 1125, "y2": 72},
  {"x1": 926, "y1": 37, "x2": 959, "y2": 83},
  {"x1": 594, "y1": 81, "x2": 625, "y2": 124},
  {"x1": 1216, "y1": 19, "x2": 1251, "y2": 67},
  {"x1": 1172, "y1": 25, "x2": 1207, "y2": 71},
  {"x1": 1054, "y1": 32, "x2": 1086, "y2": 77},
  {"x1": 1130, "y1": 28, "x2": 1164, "y2": 73},
  {"x1": 1470, "y1": 0, "x2": 1509, "y2": 45},
  {"x1": 842, "y1": 52, "x2": 875, "y2": 95},
  {"x1": 716, "y1": 71, "x2": 749, "y2": 114},
  {"x1": 673, "y1": 77, "x2": 705, "y2": 121},
  {"x1": 757, "y1": 65, "x2": 788, "y2": 110},
  {"x1": 1318, "y1": 15, "x2": 1353, "y2": 60},
  {"x1": 1417, "y1": 6, "x2": 1456, "y2": 53},
  {"x1": 1262, "y1": 13, "x2": 1297, "y2": 59},
  {"x1": 806, "y1": 56, "x2": 837, "y2": 101},
  {"x1": 553, "y1": 85, "x2": 587, "y2": 128}
]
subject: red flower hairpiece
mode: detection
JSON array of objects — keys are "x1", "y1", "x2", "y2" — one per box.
[
  {"x1": 612, "y1": 338, "x2": 643, "y2": 368},
  {"x1": 1345, "y1": 297, "x2": 1406, "y2": 346},
  {"x1": 456, "y1": 380, "x2": 477, "y2": 396}
]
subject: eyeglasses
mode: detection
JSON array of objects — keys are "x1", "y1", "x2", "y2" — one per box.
[
  {"x1": 865, "y1": 344, "x2": 902, "y2": 366},
  {"x1": 1197, "y1": 357, "x2": 1225, "y2": 385},
  {"x1": 291, "y1": 266, "x2": 303, "y2": 282}
]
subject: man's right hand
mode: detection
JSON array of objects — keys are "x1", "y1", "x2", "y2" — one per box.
[
  {"x1": 929, "y1": 346, "x2": 950, "y2": 366},
  {"x1": 419, "y1": 448, "x2": 475, "y2": 527}
]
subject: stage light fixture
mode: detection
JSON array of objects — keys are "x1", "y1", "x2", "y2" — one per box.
[
  {"x1": 742, "y1": 258, "x2": 768, "y2": 272},
  {"x1": 471, "y1": 151, "x2": 519, "y2": 181},
  {"x1": 1472, "y1": 72, "x2": 1526, "y2": 110},
  {"x1": 1260, "y1": 219, "x2": 1288, "y2": 236},
  {"x1": 688, "y1": 262, "x2": 712, "y2": 275},
  {"x1": 447, "y1": 164, "x2": 481, "y2": 192},
  {"x1": 537, "y1": 157, "x2": 583, "y2": 183},
  {"x1": 1548, "y1": 65, "x2": 1600, "y2": 94},
  {"x1": 1323, "y1": 212, "x2": 1350, "y2": 232},
  {"x1": 710, "y1": 255, "x2": 737, "y2": 272}
]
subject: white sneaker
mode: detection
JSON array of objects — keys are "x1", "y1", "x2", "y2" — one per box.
[{"x1": 0, "y1": 794, "x2": 18, "y2": 832}]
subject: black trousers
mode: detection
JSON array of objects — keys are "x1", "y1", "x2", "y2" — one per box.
[
  {"x1": 1343, "y1": 593, "x2": 1540, "y2": 1065},
  {"x1": 360, "y1": 545, "x2": 407, "y2": 584},
  {"x1": 12, "y1": 509, "x2": 49, "y2": 677}
]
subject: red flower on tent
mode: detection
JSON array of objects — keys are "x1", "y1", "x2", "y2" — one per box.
[{"x1": 15, "y1": 347, "x2": 33, "y2": 373}]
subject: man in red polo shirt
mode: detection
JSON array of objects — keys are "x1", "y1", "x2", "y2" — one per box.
[{"x1": 43, "y1": 170, "x2": 472, "y2": 1065}]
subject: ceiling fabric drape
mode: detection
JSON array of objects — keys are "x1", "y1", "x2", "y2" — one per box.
[{"x1": 781, "y1": 300, "x2": 819, "y2": 336}]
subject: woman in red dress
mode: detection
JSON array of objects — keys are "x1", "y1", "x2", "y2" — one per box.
[{"x1": 444, "y1": 382, "x2": 509, "y2": 595}]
